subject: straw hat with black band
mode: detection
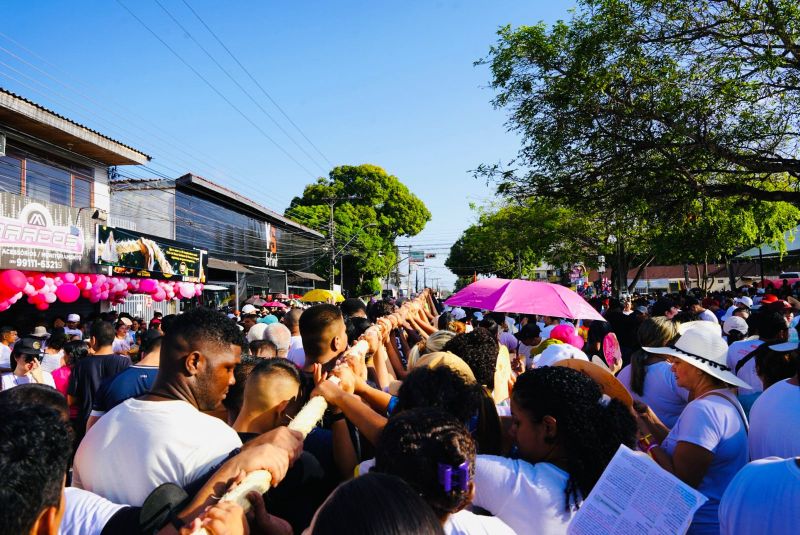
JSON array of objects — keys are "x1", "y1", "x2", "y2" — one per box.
[{"x1": 643, "y1": 322, "x2": 751, "y2": 389}]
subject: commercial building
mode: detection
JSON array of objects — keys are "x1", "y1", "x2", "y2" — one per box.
[
  {"x1": 110, "y1": 174, "x2": 326, "y2": 307},
  {"x1": 0, "y1": 87, "x2": 155, "y2": 327}
]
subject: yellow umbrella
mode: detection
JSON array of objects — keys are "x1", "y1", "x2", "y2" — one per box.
[{"x1": 300, "y1": 288, "x2": 345, "y2": 303}]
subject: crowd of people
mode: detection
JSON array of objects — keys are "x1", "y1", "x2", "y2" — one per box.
[{"x1": 1, "y1": 285, "x2": 798, "y2": 534}]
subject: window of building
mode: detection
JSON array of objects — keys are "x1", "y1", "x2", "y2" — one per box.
[
  {"x1": 0, "y1": 154, "x2": 22, "y2": 195},
  {"x1": 2, "y1": 147, "x2": 94, "y2": 208},
  {"x1": 73, "y1": 175, "x2": 92, "y2": 207},
  {"x1": 26, "y1": 159, "x2": 71, "y2": 205}
]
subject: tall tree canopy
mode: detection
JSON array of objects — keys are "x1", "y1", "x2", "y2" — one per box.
[
  {"x1": 285, "y1": 164, "x2": 431, "y2": 293},
  {"x1": 477, "y1": 0, "x2": 800, "y2": 213}
]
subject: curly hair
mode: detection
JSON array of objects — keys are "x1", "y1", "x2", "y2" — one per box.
[
  {"x1": 396, "y1": 366, "x2": 500, "y2": 454},
  {"x1": 512, "y1": 367, "x2": 637, "y2": 511},
  {"x1": 375, "y1": 408, "x2": 476, "y2": 518},
  {"x1": 442, "y1": 328, "x2": 499, "y2": 390},
  {"x1": 0, "y1": 403, "x2": 71, "y2": 534}
]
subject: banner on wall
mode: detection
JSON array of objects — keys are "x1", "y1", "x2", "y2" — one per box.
[
  {"x1": 0, "y1": 194, "x2": 96, "y2": 272},
  {"x1": 95, "y1": 225, "x2": 207, "y2": 283}
]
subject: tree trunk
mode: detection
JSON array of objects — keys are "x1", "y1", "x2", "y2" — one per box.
[
  {"x1": 725, "y1": 256, "x2": 737, "y2": 291},
  {"x1": 627, "y1": 255, "x2": 656, "y2": 293}
]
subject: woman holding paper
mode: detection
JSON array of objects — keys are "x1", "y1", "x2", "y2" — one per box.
[
  {"x1": 471, "y1": 365, "x2": 637, "y2": 534},
  {"x1": 637, "y1": 321, "x2": 750, "y2": 535}
]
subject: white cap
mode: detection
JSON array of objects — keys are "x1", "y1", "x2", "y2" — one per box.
[
  {"x1": 734, "y1": 296, "x2": 753, "y2": 308},
  {"x1": 450, "y1": 307, "x2": 466, "y2": 320},
  {"x1": 473, "y1": 311, "x2": 484, "y2": 321},
  {"x1": 769, "y1": 341, "x2": 799, "y2": 352},
  {"x1": 66, "y1": 314, "x2": 80, "y2": 322},
  {"x1": 722, "y1": 315, "x2": 748, "y2": 335},
  {"x1": 246, "y1": 323, "x2": 268, "y2": 343},
  {"x1": 534, "y1": 343, "x2": 589, "y2": 367},
  {"x1": 241, "y1": 304, "x2": 258, "y2": 314}
]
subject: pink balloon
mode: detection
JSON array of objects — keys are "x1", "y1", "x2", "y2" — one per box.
[
  {"x1": 179, "y1": 283, "x2": 195, "y2": 299},
  {"x1": 63, "y1": 272, "x2": 76, "y2": 283},
  {"x1": 140, "y1": 279, "x2": 158, "y2": 293},
  {"x1": 56, "y1": 283, "x2": 81, "y2": 303},
  {"x1": 44, "y1": 292, "x2": 57, "y2": 304},
  {"x1": 0, "y1": 270, "x2": 27, "y2": 295}
]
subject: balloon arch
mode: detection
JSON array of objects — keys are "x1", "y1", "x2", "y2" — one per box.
[{"x1": 0, "y1": 269, "x2": 203, "y2": 312}]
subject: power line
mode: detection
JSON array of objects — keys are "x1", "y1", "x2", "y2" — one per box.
[
  {"x1": 180, "y1": 0, "x2": 334, "y2": 168},
  {"x1": 152, "y1": 0, "x2": 329, "y2": 174},
  {"x1": 114, "y1": 0, "x2": 319, "y2": 178}
]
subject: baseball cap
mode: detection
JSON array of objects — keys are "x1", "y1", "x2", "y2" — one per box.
[
  {"x1": 13, "y1": 337, "x2": 45, "y2": 356},
  {"x1": 241, "y1": 304, "x2": 258, "y2": 314},
  {"x1": 722, "y1": 316, "x2": 748, "y2": 335},
  {"x1": 733, "y1": 296, "x2": 753, "y2": 308},
  {"x1": 534, "y1": 343, "x2": 589, "y2": 368},
  {"x1": 66, "y1": 313, "x2": 80, "y2": 323}
]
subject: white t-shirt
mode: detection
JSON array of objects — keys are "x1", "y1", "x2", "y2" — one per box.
[
  {"x1": 540, "y1": 324, "x2": 556, "y2": 340},
  {"x1": 111, "y1": 337, "x2": 131, "y2": 355},
  {"x1": 73, "y1": 398, "x2": 242, "y2": 506},
  {"x1": 726, "y1": 339, "x2": 764, "y2": 392},
  {"x1": 40, "y1": 351, "x2": 64, "y2": 374},
  {"x1": 59, "y1": 487, "x2": 126, "y2": 535},
  {"x1": 0, "y1": 344, "x2": 11, "y2": 369},
  {"x1": 719, "y1": 457, "x2": 800, "y2": 535},
  {"x1": 287, "y1": 335, "x2": 305, "y2": 367},
  {"x1": 473, "y1": 455, "x2": 575, "y2": 535},
  {"x1": 698, "y1": 309, "x2": 719, "y2": 323},
  {"x1": 445, "y1": 509, "x2": 515, "y2": 535},
  {"x1": 661, "y1": 390, "x2": 748, "y2": 533},
  {"x1": 1, "y1": 371, "x2": 56, "y2": 390},
  {"x1": 748, "y1": 378, "x2": 800, "y2": 460},
  {"x1": 617, "y1": 361, "x2": 689, "y2": 429},
  {"x1": 498, "y1": 331, "x2": 519, "y2": 354},
  {"x1": 64, "y1": 327, "x2": 83, "y2": 338}
]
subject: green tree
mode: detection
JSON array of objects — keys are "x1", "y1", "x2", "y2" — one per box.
[
  {"x1": 477, "y1": 0, "x2": 800, "y2": 210},
  {"x1": 285, "y1": 164, "x2": 431, "y2": 294}
]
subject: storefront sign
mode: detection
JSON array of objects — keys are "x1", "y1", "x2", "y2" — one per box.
[
  {"x1": 0, "y1": 195, "x2": 95, "y2": 272},
  {"x1": 96, "y1": 225, "x2": 207, "y2": 282}
]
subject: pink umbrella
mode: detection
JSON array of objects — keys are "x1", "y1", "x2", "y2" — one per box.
[
  {"x1": 263, "y1": 300, "x2": 288, "y2": 308},
  {"x1": 445, "y1": 278, "x2": 605, "y2": 321}
]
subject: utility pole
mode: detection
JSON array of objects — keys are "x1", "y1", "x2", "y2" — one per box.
[{"x1": 322, "y1": 196, "x2": 359, "y2": 290}]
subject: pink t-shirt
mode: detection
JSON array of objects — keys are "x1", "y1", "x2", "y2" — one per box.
[
  {"x1": 52, "y1": 366, "x2": 78, "y2": 419},
  {"x1": 52, "y1": 365, "x2": 71, "y2": 396}
]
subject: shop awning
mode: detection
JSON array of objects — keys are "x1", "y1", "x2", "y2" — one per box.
[
  {"x1": 208, "y1": 258, "x2": 253, "y2": 274},
  {"x1": 289, "y1": 270, "x2": 326, "y2": 282}
]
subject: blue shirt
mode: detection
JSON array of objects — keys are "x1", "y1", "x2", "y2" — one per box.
[{"x1": 90, "y1": 365, "x2": 158, "y2": 416}]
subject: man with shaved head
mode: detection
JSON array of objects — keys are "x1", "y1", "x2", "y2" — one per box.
[
  {"x1": 264, "y1": 322, "x2": 292, "y2": 358},
  {"x1": 73, "y1": 308, "x2": 248, "y2": 506}
]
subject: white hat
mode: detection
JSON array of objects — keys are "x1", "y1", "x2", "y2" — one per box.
[
  {"x1": 30, "y1": 326, "x2": 50, "y2": 339},
  {"x1": 734, "y1": 296, "x2": 753, "y2": 308},
  {"x1": 450, "y1": 307, "x2": 466, "y2": 320},
  {"x1": 722, "y1": 316, "x2": 748, "y2": 336},
  {"x1": 643, "y1": 321, "x2": 751, "y2": 389},
  {"x1": 241, "y1": 304, "x2": 258, "y2": 314},
  {"x1": 473, "y1": 311, "x2": 484, "y2": 321},
  {"x1": 534, "y1": 343, "x2": 589, "y2": 368},
  {"x1": 66, "y1": 313, "x2": 80, "y2": 322},
  {"x1": 246, "y1": 323, "x2": 268, "y2": 343}
]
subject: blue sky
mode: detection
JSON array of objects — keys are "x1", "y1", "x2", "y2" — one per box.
[{"x1": 0, "y1": 0, "x2": 575, "y2": 289}]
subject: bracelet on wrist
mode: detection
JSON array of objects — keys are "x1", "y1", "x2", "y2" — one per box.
[{"x1": 646, "y1": 443, "x2": 660, "y2": 454}]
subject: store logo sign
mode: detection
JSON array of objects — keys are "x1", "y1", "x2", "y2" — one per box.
[{"x1": 0, "y1": 202, "x2": 84, "y2": 253}]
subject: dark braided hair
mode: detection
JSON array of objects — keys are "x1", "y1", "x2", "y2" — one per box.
[
  {"x1": 375, "y1": 408, "x2": 476, "y2": 519},
  {"x1": 512, "y1": 367, "x2": 637, "y2": 511}
]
